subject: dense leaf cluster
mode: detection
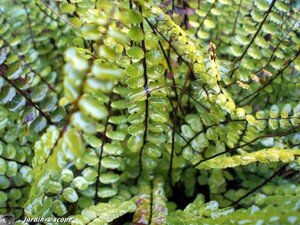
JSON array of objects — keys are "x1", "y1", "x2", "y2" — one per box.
[{"x1": 0, "y1": 0, "x2": 299, "y2": 224}]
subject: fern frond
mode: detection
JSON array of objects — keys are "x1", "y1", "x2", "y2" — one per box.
[
  {"x1": 0, "y1": 0, "x2": 299, "y2": 224},
  {"x1": 71, "y1": 199, "x2": 136, "y2": 225}
]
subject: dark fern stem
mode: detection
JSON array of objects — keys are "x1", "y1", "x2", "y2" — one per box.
[
  {"x1": 94, "y1": 92, "x2": 114, "y2": 202},
  {"x1": 136, "y1": 5, "x2": 150, "y2": 182}
]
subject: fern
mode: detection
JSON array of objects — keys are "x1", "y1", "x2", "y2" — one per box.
[
  {"x1": 0, "y1": 0, "x2": 299, "y2": 224},
  {"x1": 72, "y1": 199, "x2": 136, "y2": 225}
]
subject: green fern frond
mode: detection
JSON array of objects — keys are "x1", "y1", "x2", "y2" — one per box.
[
  {"x1": 0, "y1": 0, "x2": 299, "y2": 224},
  {"x1": 71, "y1": 199, "x2": 136, "y2": 225}
]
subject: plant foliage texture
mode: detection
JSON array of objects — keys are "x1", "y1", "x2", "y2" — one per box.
[{"x1": 0, "y1": 0, "x2": 300, "y2": 224}]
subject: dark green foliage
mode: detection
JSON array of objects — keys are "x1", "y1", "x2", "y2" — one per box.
[{"x1": 0, "y1": 0, "x2": 299, "y2": 224}]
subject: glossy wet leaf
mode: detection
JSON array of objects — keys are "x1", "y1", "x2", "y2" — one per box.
[
  {"x1": 92, "y1": 62, "x2": 122, "y2": 80},
  {"x1": 79, "y1": 94, "x2": 108, "y2": 120},
  {"x1": 127, "y1": 9, "x2": 143, "y2": 24},
  {"x1": 128, "y1": 26, "x2": 144, "y2": 42},
  {"x1": 126, "y1": 46, "x2": 145, "y2": 61}
]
